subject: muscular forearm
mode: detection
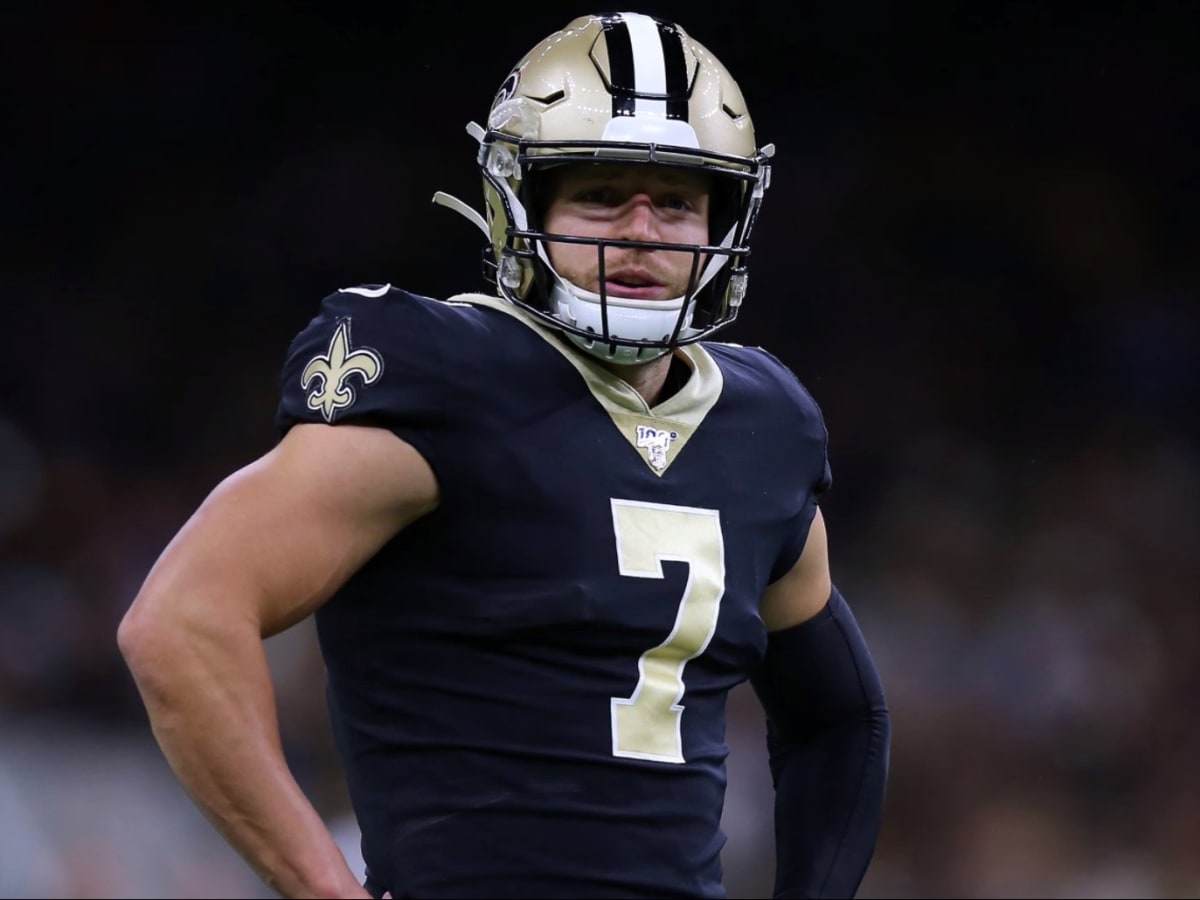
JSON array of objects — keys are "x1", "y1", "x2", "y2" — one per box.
[{"x1": 120, "y1": 613, "x2": 363, "y2": 899}]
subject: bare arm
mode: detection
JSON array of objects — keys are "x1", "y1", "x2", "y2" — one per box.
[
  {"x1": 760, "y1": 507, "x2": 833, "y2": 632},
  {"x1": 117, "y1": 423, "x2": 437, "y2": 899}
]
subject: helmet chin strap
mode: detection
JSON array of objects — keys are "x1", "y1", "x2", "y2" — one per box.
[{"x1": 432, "y1": 190, "x2": 488, "y2": 237}]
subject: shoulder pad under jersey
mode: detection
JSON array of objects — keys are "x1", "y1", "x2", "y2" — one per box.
[
  {"x1": 274, "y1": 283, "x2": 482, "y2": 435},
  {"x1": 706, "y1": 341, "x2": 832, "y2": 495}
]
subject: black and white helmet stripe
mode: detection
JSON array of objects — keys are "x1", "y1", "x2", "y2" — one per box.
[{"x1": 600, "y1": 13, "x2": 691, "y2": 122}]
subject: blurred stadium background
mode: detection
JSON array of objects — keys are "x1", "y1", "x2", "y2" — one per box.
[{"x1": 2, "y1": 2, "x2": 1197, "y2": 897}]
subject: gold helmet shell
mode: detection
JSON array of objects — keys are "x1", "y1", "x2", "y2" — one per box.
[{"x1": 488, "y1": 13, "x2": 757, "y2": 159}]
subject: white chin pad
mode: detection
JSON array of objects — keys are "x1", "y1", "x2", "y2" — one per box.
[{"x1": 550, "y1": 281, "x2": 693, "y2": 345}]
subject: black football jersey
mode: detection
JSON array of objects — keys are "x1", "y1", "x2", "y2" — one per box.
[{"x1": 275, "y1": 285, "x2": 831, "y2": 899}]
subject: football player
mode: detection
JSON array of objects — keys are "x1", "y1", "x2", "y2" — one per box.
[{"x1": 119, "y1": 12, "x2": 890, "y2": 899}]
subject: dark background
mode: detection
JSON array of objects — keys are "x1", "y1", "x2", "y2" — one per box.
[{"x1": 1, "y1": 2, "x2": 1197, "y2": 897}]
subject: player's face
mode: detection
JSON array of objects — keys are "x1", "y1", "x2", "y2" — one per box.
[{"x1": 541, "y1": 163, "x2": 710, "y2": 301}]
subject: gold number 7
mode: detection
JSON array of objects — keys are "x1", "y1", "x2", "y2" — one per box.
[{"x1": 609, "y1": 499, "x2": 727, "y2": 764}]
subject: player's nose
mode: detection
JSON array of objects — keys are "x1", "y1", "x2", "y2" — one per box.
[{"x1": 617, "y1": 197, "x2": 660, "y2": 241}]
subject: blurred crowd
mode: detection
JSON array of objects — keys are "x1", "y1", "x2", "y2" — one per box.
[{"x1": 2, "y1": 4, "x2": 1197, "y2": 898}]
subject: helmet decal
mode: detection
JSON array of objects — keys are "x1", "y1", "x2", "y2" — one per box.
[{"x1": 491, "y1": 62, "x2": 526, "y2": 111}]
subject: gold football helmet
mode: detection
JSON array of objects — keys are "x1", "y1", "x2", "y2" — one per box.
[{"x1": 434, "y1": 12, "x2": 774, "y2": 364}]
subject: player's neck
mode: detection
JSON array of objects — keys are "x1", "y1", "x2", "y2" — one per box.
[{"x1": 602, "y1": 352, "x2": 686, "y2": 407}]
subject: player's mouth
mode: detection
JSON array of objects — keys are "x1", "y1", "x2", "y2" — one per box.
[{"x1": 604, "y1": 269, "x2": 668, "y2": 300}]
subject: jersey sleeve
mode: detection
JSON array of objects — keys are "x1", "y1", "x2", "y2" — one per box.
[
  {"x1": 747, "y1": 346, "x2": 833, "y2": 583},
  {"x1": 274, "y1": 284, "x2": 471, "y2": 473}
]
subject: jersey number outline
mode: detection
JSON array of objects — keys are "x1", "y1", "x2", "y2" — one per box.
[{"x1": 609, "y1": 499, "x2": 726, "y2": 764}]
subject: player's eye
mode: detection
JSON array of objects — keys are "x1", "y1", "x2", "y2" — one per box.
[
  {"x1": 575, "y1": 186, "x2": 620, "y2": 205},
  {"x1": 659, "y1": 194, "x2": 693, "y2": 212}
]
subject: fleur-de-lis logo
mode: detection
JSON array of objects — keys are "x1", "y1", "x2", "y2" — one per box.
[{"x1": 301, "y1": 319, "x2": 383, "y2": 422}]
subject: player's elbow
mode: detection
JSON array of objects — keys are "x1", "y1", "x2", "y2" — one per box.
[
  {"x1": 117, "y1": 587, "x2": 186, "y2": 688},
  {"x1": 117, "y1": 571, "x2": 229, "y2": 690}
]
